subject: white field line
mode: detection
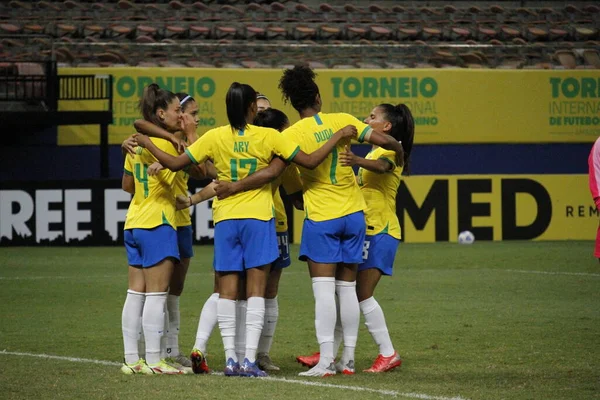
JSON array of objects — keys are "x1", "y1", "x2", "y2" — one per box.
[
  {"x1": 504, "y1": 269, "x2": 600, "y2": 278},
  {"x1": 0, "y1": 350, "x2": 469, "y2": 400}
]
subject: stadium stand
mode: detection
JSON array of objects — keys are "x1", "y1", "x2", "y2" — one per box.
[{"x1": 0, "y1": 0, "x2": 598, "y2": 68}]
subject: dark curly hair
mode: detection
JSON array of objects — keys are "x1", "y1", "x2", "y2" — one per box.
[{"x1": 278, "y1": 65, "x2": 320, "y2": 112}]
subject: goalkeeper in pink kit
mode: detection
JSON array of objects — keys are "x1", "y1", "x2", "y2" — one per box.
[{"x1": 588, "y1": 137, "x2": 600, "y2": 261}]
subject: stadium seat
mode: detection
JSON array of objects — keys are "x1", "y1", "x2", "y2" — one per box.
[
  {"x1": 0, "y1": 23, "x2": 21, "y2": 34},
  {"x1": 582, "y1": 49, "x2": 600, "y2": 68}
]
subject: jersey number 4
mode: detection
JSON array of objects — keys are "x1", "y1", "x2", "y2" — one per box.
[{"x1": 134, "y1": 163, "x2": 149, "y2": 198}]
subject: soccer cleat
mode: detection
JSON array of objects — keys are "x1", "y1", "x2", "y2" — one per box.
[
  {"x1": 335, "y1": 360, "x2": 355, "y2": 375},
  {"x1": 298, "y1": 362, "x2": 336, "y2": 377},
  {"x1": 174, "y1": 354, "x2": 193, "y2": 368},
  {"x1": 164, "y1": 357, "x2": 193, "y2": 374},
  {"x1": 296, "y1": 352, "x2": 320, "y2": 368},
  {"x1": 240, "y1": 358, "x2": 268, "y2": 377},
  {"x1": 257, "y1": 353, "x2": 280, "y2": 371},
  {"x1": 145, "y1": 359, "x2": 184, "y2": 375},
  {"x1": 190, "y1": 349, "x2": 210, "y2": 374},
  {"x1": 363, "y1": 352, "x2": 402, "y2": 373},
  {"x1": 120, "y1": 358, "x2": 146, "y2": 375},
  {"x1": 223, "y1": 357, "x2": 241, "y2": 377}
]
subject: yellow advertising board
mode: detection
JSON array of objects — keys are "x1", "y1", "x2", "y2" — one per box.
[
  {"x1": 58, "y1": 68, "x2": 600, "y2": 145},
  {"x1": 292, "y1": 175, "x2": 597, "y2": 243}
]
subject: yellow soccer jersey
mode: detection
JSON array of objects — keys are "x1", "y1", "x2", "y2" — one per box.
[
  {"x1": 124, "y1": 138, "x2": 179, "y2": 230},
  {"x1": 357, "y1": 147, "x2": 403, "y2": 240},
  {"x1": 123, "y1": 153, "x2": 139, "y2": 223},
  {"x1": 184, "y1": 124, "x2": 300, "y2": 223},
  {"x1": 173, "y1": 169, "x2": 191, "y2": 227},
  {"x1": 282, "y1": 112, "x2": 372, "y2": 222},
  {"x1": 273, "y1": 165, "x2": 303, "y2": 233}
]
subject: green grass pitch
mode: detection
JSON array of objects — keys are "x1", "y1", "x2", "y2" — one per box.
[{"x1": 0, "y1": 242, "x2": 598, "y2": 400}]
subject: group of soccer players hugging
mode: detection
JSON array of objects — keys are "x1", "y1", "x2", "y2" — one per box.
[{"x1": 119, "y1": 65, "x2": 415, "y2": 377}]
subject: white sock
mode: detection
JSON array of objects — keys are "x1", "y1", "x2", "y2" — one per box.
[
  {"x1": 143, "y1": 292, "x2": 168, "y2": 365},
  {"x1": 336, "y1": 280, "x2": 359, "y2": 364},
  {"x1": 312, "y1": 277, "x2": 336, "y2": 367},
  {"x1": 235, "y1": 300, "x2": 247, "y2": 362},
  {"x1": 218, "y1": 298, "x2": 237, "y2": 362},
  {"x1": 360, "y1": 296, "x2": 395, "y2": 357},
  {"x1": 137, "y1": 316, "x2": 145, "y2": 357},
  {"x1": 122, "y1": 290, "x2": 145, "y2": 364},
  {"x1": 166, "y1": 294, "x2": 180, "y2": 357},
  {"x1": 257, "y1": 297, "x2": 279, "y2": 355},
  {"x1": 245, "y1": 297, "x2": 265, "y2": 363},
  {"x1": 333, "y1": 297, "x2": 343, "y2": 357},
  {"x1": 160, "y1": 305, "x2": 169, "y2": 359},
  {"x1": 194, "y1": 292, "x2": 219, "y2": 353}
]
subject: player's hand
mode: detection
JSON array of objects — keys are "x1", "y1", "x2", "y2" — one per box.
[
  {"x1": 176, "y1": 194, "x2": 192, "y2": 210},
  {"x1": 132, "y1": 133, "x2": 149, "y2": 148},
  {"x1": 147, "y1": 162, "x2": 163, "y2": 176},
  {"x1": 214, "y1": 180, "x2": 239, "y2": 200},
  {"x1": 180, "y1": 113, "x2": 197, "y2": 136},
  {"x1": 170, "y1": 135, "x2": 187, "y2": 154},
  {"x1": 339, "y1": 145, "x2": 357, "y2": 167},
  {"x1": 122, "y1": 135, "x2": 137, "y2": 155},
  {"x1": 339, "y1": 125, "x2": 358, "y2": 139}
]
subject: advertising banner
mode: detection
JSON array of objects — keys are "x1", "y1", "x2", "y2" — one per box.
[
  {"x1": 1, "y1": 175, "x2": 595, "y2": 245},
  {"x1": 58, "y1": 68, "x2": 600, "y2": 145}
]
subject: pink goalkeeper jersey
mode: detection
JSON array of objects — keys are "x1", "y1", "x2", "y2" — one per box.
[{"x1": 588, "y1": 137, "x2": 600, "y2": 210}]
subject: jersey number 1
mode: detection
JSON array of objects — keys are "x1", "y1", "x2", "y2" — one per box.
[{"x1": 230, "y1": 158, "x2": 257, "y2": 182}]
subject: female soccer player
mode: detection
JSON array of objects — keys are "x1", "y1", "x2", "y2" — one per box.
[
  {"x1": 297, "y1": 103, "x2": 415, "y2": 373},
  {"x1": 277, "y1": 66, "x2": 405, "y2": 377},
  {"x1": 120, "y1": 83, "x2": 183, "y2": 375},
  {"x1": 256, "y1": 93, "x2": 271, "y2": 112},
  {"x1": 134, "y1": 82, "x2": 356, "y2": 377},
  {"x1": 133, "y1": 92, "x2": 214, "y2": 371},
  {"x1": 588, "y1": 136, "x2": 600, "y2": 262},
  {"x1": 253, "y1": 108, "x2": 303, "y2": 371}
]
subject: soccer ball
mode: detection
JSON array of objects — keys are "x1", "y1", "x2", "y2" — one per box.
[{"x1": 458, "y1": 230, "x2": 475, "y2": 244}]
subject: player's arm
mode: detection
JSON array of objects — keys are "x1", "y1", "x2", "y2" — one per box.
[
  {"x1": 134, "y1": 133, "x2": 195, "y2": 172},
  {"x1": 340, "y1": 113, "x2": 405, "y2": 167},
  {"x1": 339, "y1": 145, "x2": 393, "y2": 174},
  {"x1": 176, "y1": 181, "x2": 217, "y2": 210},
  {"x1": 286, "y1": 125, "x2": 357, "y2": 170},
  {"x1": 133, "y1": 119, "x2": 187, "y2": 153},
  {"x1": 188, "y1": 160, "x2": 217, "y2": 181},
  {"x1": 214, "y1": 157, "x2": 287, "y2": 200},
  {"x1": 364, "y1": 131, "x2": 404, "y2": 168},
  {"x1": 122, "y1": 172, "x2": 134, "y2": 194},
  {"x1": 280, "y1": 165, "x2": 304, "y2": 210},
  {"x1": 289, "y1": 191, "x2": 304, "y2": 210},
  {"x1": 122, "y1": 155, "x2": 135, "y2": 194}
]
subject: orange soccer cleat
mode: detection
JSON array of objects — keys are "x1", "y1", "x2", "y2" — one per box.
[
  {"x1": 363, "y1": 352, "x2": 402, "y2": 373},
  {"x1": 296, "y1": 352, "x2": 321, "y2": 368}
]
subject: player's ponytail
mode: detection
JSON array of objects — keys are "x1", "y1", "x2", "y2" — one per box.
[
  {"x1": 379, "y1": 103, "x2": 415, "y2": 175},
  {"x1": 226, "y1": 82, "x2": 257, "y2": 131},
  {"x1": 394, "y1": 104, "x2": 414, "y2": 175},
  {"x1": 278, "y1": 65, "x2": 320, "y2": 112},
  {"x1": 139, "y1": 83, "x2": 177, "y2": 127}
]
